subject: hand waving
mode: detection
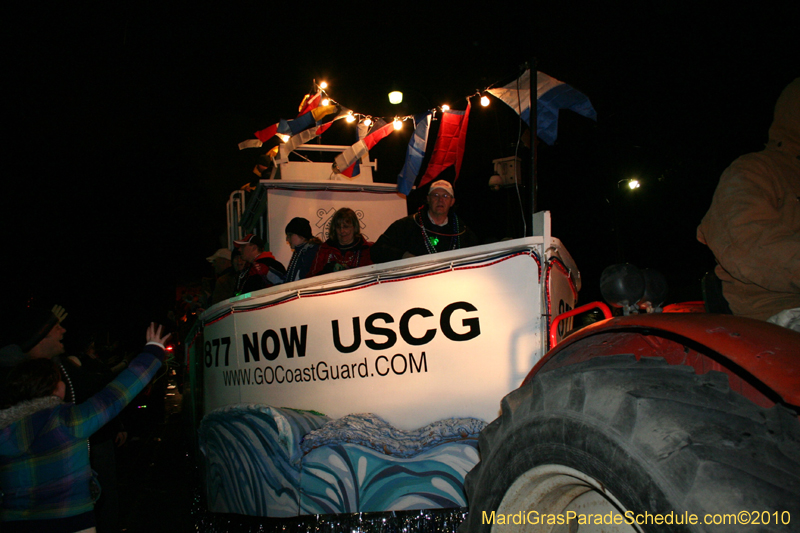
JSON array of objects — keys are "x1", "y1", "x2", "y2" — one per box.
[{"x1": 145, "y1": 322, "x2": 171, "y2": 346}]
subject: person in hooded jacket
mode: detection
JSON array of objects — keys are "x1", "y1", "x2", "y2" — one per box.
[
  {"x1": 697, "y1": 78, "x2": 800, "y2": 331},
  {"x1": 283, "y1": 217, "x2": 322, "y2": 282},
  {"x1": 0, "y1": 323, "x2": 170, "y2": 533}
]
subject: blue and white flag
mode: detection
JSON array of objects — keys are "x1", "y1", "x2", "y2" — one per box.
[
  {"x1": 488, "y1": 70, "x2": 596, "y2": 145},
  {"x1": 396, "y1": 111, "x2": 432, "y2": 195}
]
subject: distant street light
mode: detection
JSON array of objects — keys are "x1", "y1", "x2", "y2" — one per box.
[
  {"x1": 388, "y1": 91, "x2": 403, "y2": 104},
  {"x1": 618, "y1": 178, "x2": 641, "y2": 190}
]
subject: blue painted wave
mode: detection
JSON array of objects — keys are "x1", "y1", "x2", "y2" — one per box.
[
  {"x1": 198, "y1": 404, "x2": 329, "y2": 516},
  {"x1": 301, "y1": 442, "x2": 480, "y2": 514},
  {"x1": 198, "y1": 406, "x2": 484, "y2": 517}
]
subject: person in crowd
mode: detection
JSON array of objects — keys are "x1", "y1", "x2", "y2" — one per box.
[
  {"x1": 63, "y1": 333, "x2": 127, "y2": 533},
  {"x1": 206, "y1": 248, "x2": 236, "y2": 305},
  {"x1": 231, "y1": 248, "x2": 248, "y2": 297},
  {"x1": 371, "y1": 180, "x2": 479, "y2": 263},
  {"x1": 284, "y1": 217, "x2": 322, "y2": 282},
  {"x1": 0, "y1": 305, "x2": 70, "y2": 405},
  {"x1": 308, "y1": 208, "x2": 373, "y2": 276},
  {"x1": 697, "y1": 78, "x2": 800, "y2": 331},
  {"x1": 0, "y1": 323, "x2": 170, "y2": 533},
  {"x1": 233, "y1": 233, "x2": 286, "y2": 293}
]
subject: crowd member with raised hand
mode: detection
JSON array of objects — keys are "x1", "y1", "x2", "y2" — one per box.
[{"x1": 0, "y1": 323, "x2": 170, "y2": 533}]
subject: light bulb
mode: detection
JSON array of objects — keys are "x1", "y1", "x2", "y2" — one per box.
[
  {"x1": 388, "y1": 91, "x2": 403, "y2": 104},
  {"x1": 321, "y1": 98, "x2": 330, "y2": 106},
  {"x1": 345, "y1": 113, "x2": 356, "y2": 123},
  {"x1": 393, "y1": 119, "x2": 402, "y2": 130},
  {"x1": 319, "y1": 81, "x2": 328, "y2": 89},
  {"x1": 441, "y1": 104, "x2": 450, "y2": 111},
  {"x1": 363, "y1": 118, "x2": 372, "y2": 127},
  {"x1": 480, "y1": 95, "x2": 490, "y2": 107}
]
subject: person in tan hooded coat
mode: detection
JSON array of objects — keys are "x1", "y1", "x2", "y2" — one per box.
[{"x1": 697, "y1": 78, "x2": 800, "y2": 327}]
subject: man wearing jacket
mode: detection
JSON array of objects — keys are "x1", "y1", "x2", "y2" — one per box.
[
  {"x1": 697, "y1": 78, "x2": 800, "y2": 330},
  {"x1": 233, "y1": 233, "x2": 286, "y2": 294},
  {"x1": 371, "y1": 180, "x2": 479, "y2": 263}
]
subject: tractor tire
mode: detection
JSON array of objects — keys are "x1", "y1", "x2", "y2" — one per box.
[{"x1": 461, "y1": 355, "x2": 800, "y2": 532}]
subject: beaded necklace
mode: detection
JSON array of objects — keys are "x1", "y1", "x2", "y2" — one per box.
[
  {"x1": 59, "y1": 362, "x2": 76, "y2": 403},
  {"x1": 286, "y1": 242, "x2": 313, "y2": 281},
  {"x1": 416, "y1": 211, "x2": 463, "y2": 254},
  {"x1": 59, "y1": 362, "x2": 90, "y2": 456}
]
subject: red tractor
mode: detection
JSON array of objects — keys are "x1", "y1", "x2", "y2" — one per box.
[{"x1": 462, "y1": 265, "x2": 800, "y2": 532}]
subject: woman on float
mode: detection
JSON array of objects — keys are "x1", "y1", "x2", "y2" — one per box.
[{"x1": 308, "y1": 208, "x2": 373, "y2": 276}]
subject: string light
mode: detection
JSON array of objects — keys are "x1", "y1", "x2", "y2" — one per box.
[{"x1": 265, "y1": 77, "x2": 510, "y2": 146}]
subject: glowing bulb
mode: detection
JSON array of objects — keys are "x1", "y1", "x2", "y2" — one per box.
[
  {"x1": 393, "y1": 119, "x2": 402, "y2": 130},
  {"x1": 345, "y1": 113, "x2": 356, "y2": 123},
  {"x1": 388, "y1": 91, "x2": 403, "y2": 104},
  {"x1": 319, "y1": 81, "x2": 328, "y2": 89},
  {"x1": 321, "y1": 98, "x2": 330, "y2": 106},
  {"x1": 480, "y1": 95, "x2": 490, "y2": 107},
  {"x1": 277, "y1": 133, "x2": 291, "y2": 143},
  {"x1": 363, "y1": 118, "x2": 372, "y2": 127},
  {"x1": 441, "y1": 104, "x2": 450, "y2": 111},
  {"x1": 628, "y1": 179, "x2": 640, "y2": 190}
]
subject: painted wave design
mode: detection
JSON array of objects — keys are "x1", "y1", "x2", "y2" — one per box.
[
  {"x1": 301, "y1": 441, "x2": 480, "y2": 514},
  {"x1": 198, "y1": 407, "x2": 484, "y2": 517},
  {"x1": 198, "y1": 404, "x2": 329, "y2": 516}
]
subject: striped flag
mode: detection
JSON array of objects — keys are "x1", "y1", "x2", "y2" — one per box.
[
  {"x1": 488, "y1": 70, "x2": 596, "y2": 145},
  {"x1": 397, "y1": 111, "x2": 433, "y2": 195},
  {"x1": 333, "y1": 120, "x2": 395, "y2": 178},
  {"x1": 278, "y1": 105, "x2": 340, "y2": 136}
]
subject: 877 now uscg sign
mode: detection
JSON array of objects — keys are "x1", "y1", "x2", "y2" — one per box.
[{"x1": 201, "y1": 248, "x2": 568, "y2": 430}]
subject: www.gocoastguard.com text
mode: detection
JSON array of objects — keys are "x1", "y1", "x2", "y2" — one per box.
[{"x1": 221, "y1": 353, "x2": 427, "y2": 386}]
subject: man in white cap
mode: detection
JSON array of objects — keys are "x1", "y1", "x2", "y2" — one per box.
[{"x1": 371, "y1": 180, "x2": 479, "y2": 263}]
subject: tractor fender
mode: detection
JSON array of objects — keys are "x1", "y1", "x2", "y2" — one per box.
[{"x1": 527, "y1": 312, "x2": 800, "y2": 408}]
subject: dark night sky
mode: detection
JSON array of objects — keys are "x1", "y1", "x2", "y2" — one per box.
[{"x1": 2, "y1": 2, "x2": 798, "y2": 343}]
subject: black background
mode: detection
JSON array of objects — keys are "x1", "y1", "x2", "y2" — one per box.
[{"x1": 3, "y1": 2, "x2": 798, "y2": 344}]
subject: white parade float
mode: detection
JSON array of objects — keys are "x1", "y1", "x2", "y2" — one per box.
[{"x1": 185, "y1": 140, "x2": 579, "y2": 519}]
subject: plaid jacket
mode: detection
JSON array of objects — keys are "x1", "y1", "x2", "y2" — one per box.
[{"x1": 0, "y1": 345, "x2": 163, "y2": 523}]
